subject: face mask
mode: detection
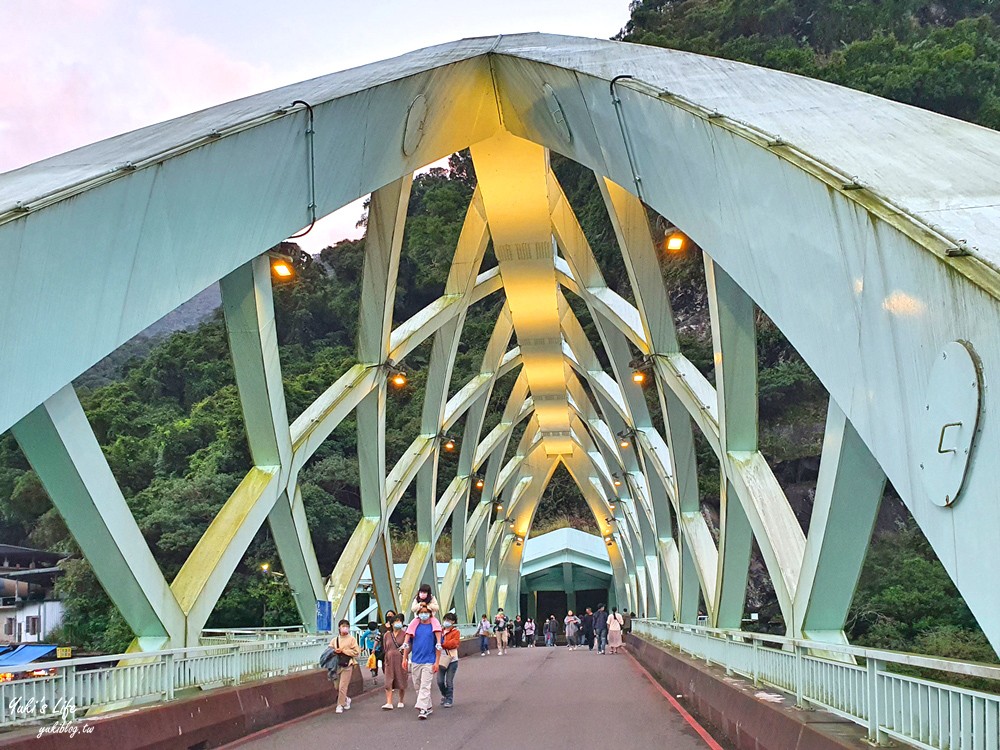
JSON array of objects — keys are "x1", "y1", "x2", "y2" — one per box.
[
  {"x1": 339, "y1": 627, "x2": 350, "y2": 635},
  {"x1": 393, "y1": 622, "x2": 404, "y2": 630},
  {"x1": 418, "y1": 613, "x2": 431, "y2": 621},
  {"x1": 443, "y1": 622, "x2": 453, "y2": 629}
]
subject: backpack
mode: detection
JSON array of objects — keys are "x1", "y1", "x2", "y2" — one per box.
[{"x1": 443, "y1": 627, "x2": 461, "y2": 650}]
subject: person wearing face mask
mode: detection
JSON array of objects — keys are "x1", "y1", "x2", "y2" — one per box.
[
  {"x1": 493, "y1": 608, "x2": 510, "y2": 655},
  {"x1": 476, "y1": 614, "x2": 492, "y2": 655},
  {"x1": 403, "y1": 604, "x2": 442, "y2": 719},
  {"x1": 331, "y1": 619, "x2": 360, "y2": 714},
  {"x1": 381, "y1": 614, "x2": 407, "y2": 710},
  {"x1": 436, "y1": 612, "x2": 461, "y2": 707},
  {"x1": 409, "y1": 583, "x2": 440, "y2": 616},
  {"x1": 523, "y1": 617, "x2": 536, "y2": 647}
]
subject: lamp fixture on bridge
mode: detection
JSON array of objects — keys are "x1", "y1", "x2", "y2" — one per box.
[
  {"x1": 266, "y1": 245, "x2": 310, "y2": 282},
  {"x1": 495, "y1": 503, "x2": 504, "y2": 513},
  {"x1": 664, "y1": 227, "x2": 687, "y2": 253},
  {"x1": 629, "y1": 355, "x2": 652, "y2": 386},
  {"x1": 473, "y1": 473, "x2": 485, "y2": 490},
  {"x1": 617, "y1": 428, "x2": 636, "y2": 450},
  {"x1": 514, "y1": 535, "x2": 524, "y2": 546},
  {"x1": 381, "y1": 359, "x2": 408, "y2": 388},
  {"x1": 612, "y1": 473, "x2": 622, "y2": 487},
  {"x1": 438, "y1": 433, "x2": 457, "y2": 452},
  {"x1": 604, "y1": 535, "x2": 614, "y2": 546}
]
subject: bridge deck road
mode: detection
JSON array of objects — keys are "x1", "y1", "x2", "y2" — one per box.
[{"x1": 226, "y1": 645, "x2": 728, "y2": 749}]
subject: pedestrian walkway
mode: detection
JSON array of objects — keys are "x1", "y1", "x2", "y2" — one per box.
[{"x1": 225, "y1": 645, "x2": 729, "y2": 749}]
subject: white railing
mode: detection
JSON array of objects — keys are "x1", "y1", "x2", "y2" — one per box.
[
  {"x1": 632, "y1": 619, "x2": 1000, "y2": 750},
  {"x1": 199, "y1": 625, "x2": 309, "y2": 644},
  {"x1": 0, "y1": 636, "x2": 328, "y2": 727}
]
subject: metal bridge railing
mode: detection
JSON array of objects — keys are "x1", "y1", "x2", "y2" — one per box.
[
  {"x1": 633, "y1": 619, "x2": 1000, "y2": 750},
  {"x1": 0, "y1": 624, "x2": 480, "y2": 727},
  {"x1": 0, "y1": 636, "x2": 328, "y2": 727}
]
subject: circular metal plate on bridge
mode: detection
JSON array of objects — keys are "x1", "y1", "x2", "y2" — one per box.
[
  {"x1": 919, "y1": 341, "x2": 982, "y2": 507},
  {"x1": 542, "y1": 83, "x2": 572, "y2": 144},
  {"x1": 402, "y1": 94, "x2": 428, "y2": 156}
]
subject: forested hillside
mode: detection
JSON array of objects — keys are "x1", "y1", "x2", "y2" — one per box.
[{"x1": 0, "y1": 0, "x2": 996, "y2": 665}]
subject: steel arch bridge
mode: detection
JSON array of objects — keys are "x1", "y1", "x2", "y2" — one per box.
[{"x1": 3, "y1": 33, "x2": 1000, "y2": 655}]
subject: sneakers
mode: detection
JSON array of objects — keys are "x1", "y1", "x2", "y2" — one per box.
[
  {"x1": 442, "y1": 700, "x2": 453, "y2": 708},
  {"x1": 345, "y1": 697, "x2": 352, "y2": 710},
  {"x1": 335, "y1": 706, "x2": 344, "y2": 714},
  {"x1": 397, "y1": 702, "x2": 404, "y2": 708},
  {"x1": 418, "y1": 708, "x2": 433, "y2": 720},
  {"x1": 480, "y1": 652, "x2": 486, "y2": 657},
  {"x1": 381, "y1": 703, "x2": 394, "y2": 710}
]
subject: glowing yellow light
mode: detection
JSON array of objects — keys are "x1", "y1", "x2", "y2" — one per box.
[
  {"x1": 632, "y1": 370, "x2": 646, "y2": 384},
  {"x1": 665, "y1": 231, "x2": 686, "y2": 252},
  {"x1": 391, "y1": 372, "x2": 408, "y2": 388},
  {"x1": 261, "y1": 563, "x2": 270, "y2": 572},
  {"x1": 444, "y1": 439, "x2": 455, "y2": 452},
  {"x1": 495, "y1": 504, "x2": 503, "y2": 512},
  {"x1": 609, "y1": 503, "x2": 616, "y2": 512},
  {"x1": 613, "y1": 477, "x2": 622, "y2": 487},
  {"x1": 271, "y1": 259, "x2": 295, "y2": 279},
  {"x1": 619, "y1": 439, "x2": 630, "y2": 449},
  {"x1": 475, "y1": 477, "x2": 485, "y2": 490}
]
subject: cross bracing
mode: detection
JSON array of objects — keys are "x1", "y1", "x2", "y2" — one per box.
[{"x1": 3, "y1": 34, "x2": 1000, "y2": 654}]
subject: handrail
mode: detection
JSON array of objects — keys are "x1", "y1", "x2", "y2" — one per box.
[
  {"x1": 0, "y1": 636, "x2": 329, "y2": 726},
  {"x1": 634, "y1": 619, "x2": 1000, "y2": 681},
  {"x1": 633, "y1": 619, "x2": 1000, "y2": 749}
]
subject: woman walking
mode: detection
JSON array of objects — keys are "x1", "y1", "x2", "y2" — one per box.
[
  {"x1": 330, "y1": 619, "x2": 360, "y2": 714},
  {"x1": 477, "y1": 614, "x2": 492, "y2": 655},
  {"x1": 437, "y1": 612, "x2": 461, "y2": 707},
  {"x1": 381, "y1": 614, "x2": 408, "y2": 709},
  {"x1": 513, "y1": 615, "x2": 524, "y2": 648},
  {"x1": 607, "y1": 607, "x2": 625, "y2": 654},
  {"x1": 523, "y1": 617, "x2": 536, "y2": 647},
  {"x1": 564, "y1": 611, "x2": 581, "y2": 650},
  {"x1": 493, "y1": 608, "x2": 510, "y2": 655}
]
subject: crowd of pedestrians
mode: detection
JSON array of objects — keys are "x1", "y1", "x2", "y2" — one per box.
[{"x1": 323, "y1": 585, "x2": 636, "y2": 720}]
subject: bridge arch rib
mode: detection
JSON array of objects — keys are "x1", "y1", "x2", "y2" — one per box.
[{"x1": 3, "y1": 33, "x2": 1000, "y2": 652}]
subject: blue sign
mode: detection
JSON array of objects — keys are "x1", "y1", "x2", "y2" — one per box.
[{"x1": 316, "y1": 600, "x2": 332, "y2": 633}]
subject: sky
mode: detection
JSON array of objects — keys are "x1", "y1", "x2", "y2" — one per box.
[{"x1": 1, "y1": 0, "x2": 632, "y2": 252}]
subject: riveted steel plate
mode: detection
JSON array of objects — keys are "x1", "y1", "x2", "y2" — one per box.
[
  {"x1": 919, "y1": 341, "x2": 982, "y2": 507},
  {"x1": 542, "y1": 83, "x2": 571, "y2": 144},
  {"x1": 402, "y1": 94, "x2": 428, "y2": 156}
]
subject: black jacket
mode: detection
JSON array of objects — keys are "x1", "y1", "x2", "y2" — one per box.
[
  {"x1": 593, "y1": 609, "x2": 609, "y2": 632},
  {"x1": 580, "y1": 613, "x2": 594, "y2": 633}
]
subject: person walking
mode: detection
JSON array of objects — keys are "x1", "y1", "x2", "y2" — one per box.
[
  {"x1": 581, "y1": 608, "x2": 595, "y2": 651},
  {"x1": 621, "y1": 610, "x2": 633, "y2": 635},
  {"x1": 477, "y1": 614, "x2": 492, "y2": 655},
  {"x1": 381, "y1": 614, "x2": 407, "y2": 709},
  {"x1": 410, "y1": 583, "x2": 440, "y2": 617},
  {"x1": 437, "y1": 612, "x2": 461, "y2": 707},
  {"x1": 523, "y1": 617, "x2": 536, "y2": 647},
  {"x1": 493, "y1": 608, "x2": 510, "y2": 655},
  {"x1": 593, "y1": 603, "x2": 609, "y2": 655},
  {"x1": 563, "y1": 611, "x2": 581, "y2": 650},
  {"x1": 403, "y1": 604, "x2": 441, "y2": 720},
  {"x1": 363, "y1": 621, "x2": 380, "y2": 682},
  {"x1": 330, "y1": 619, "x2": 360, "y2": 714},
  {"x1": 543, "y1": 614, "x2": 558, "y2": 647},
  {"x1": 607, "y1": 607, "x2": 625, "y2": 654},
  {"x1": 513, "y1": 615, "x2": 524, "y2": 648}
]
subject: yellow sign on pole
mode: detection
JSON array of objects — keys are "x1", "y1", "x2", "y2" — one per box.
[{"x1": 56, "y1": 647, "x2": 72, "y2": 659}]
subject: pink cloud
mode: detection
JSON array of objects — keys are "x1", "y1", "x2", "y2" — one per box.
[{"x1": 0, "y1": 2, "x2": 280, "y2": 172}]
